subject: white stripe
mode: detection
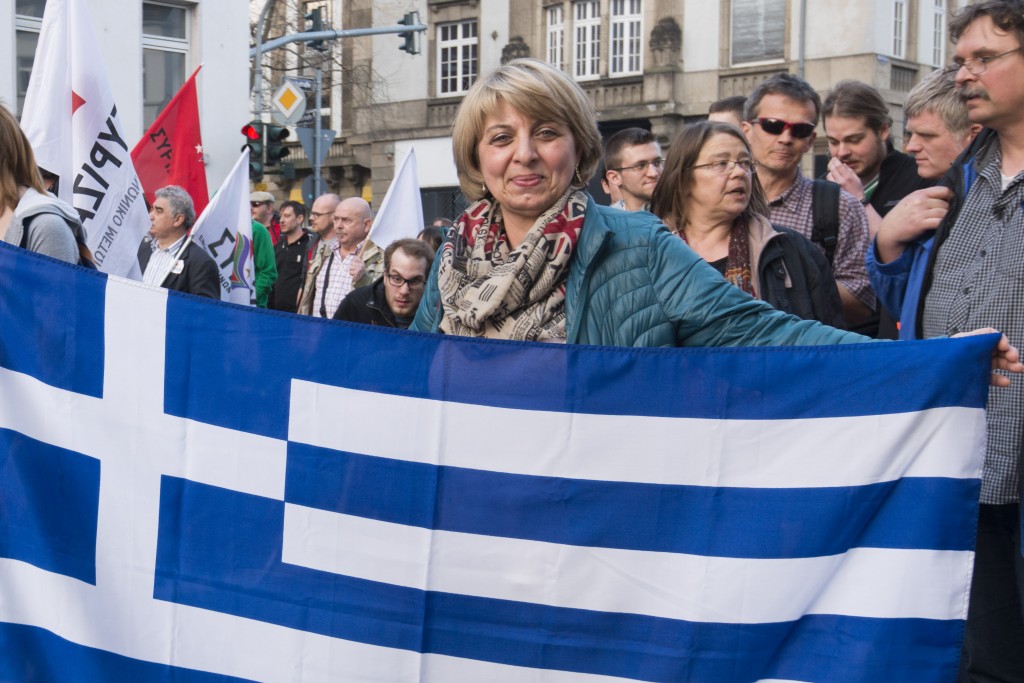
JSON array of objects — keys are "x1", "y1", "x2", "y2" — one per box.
[
  {"x1": 288, "y1": 381, "x2": 986, "y2": 488},
  {"x1": 282, "y1": 505, "x2": 972, "y2": 624}
]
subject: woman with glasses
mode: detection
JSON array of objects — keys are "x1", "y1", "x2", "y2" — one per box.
[
  {"x1": 651, "y1": 121, "x2": 845, "y2": 327},
  {"x1": 411, "y1": 59, "x2": 864, "y2": 347}
]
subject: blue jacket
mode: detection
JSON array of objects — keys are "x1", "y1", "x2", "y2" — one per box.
[
  {"x1": 866, "y1": 129, "x2": 990, "y2": 340},
  {"x1": 411, "y1": 201, "x2": 866, "y2": 348}
]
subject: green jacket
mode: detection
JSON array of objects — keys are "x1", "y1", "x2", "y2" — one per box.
[
  {"x1": 411, "y1": 201, "x2": 868, "y2": 348},
  {"x1": 251, "y1": 220, "x2": 277, "y2": 308}
]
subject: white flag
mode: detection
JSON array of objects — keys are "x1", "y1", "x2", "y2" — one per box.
[
  {"x1": 189, "y1": 150, "x2": 254, "y2": 306},
  {"x1": 368, "y1": 148, "x2": 424, "y2": 248},
  {"x1": 21, "y1": 0, "x2": 150, "y2": 280}
]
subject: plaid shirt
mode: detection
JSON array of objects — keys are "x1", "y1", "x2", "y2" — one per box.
[
  {"x1": 767, "y1": 174, "x2": 875, "y2": 310},
  {"x1": 923, "y1": 136, "x2": 1024, "y2": 504},
  {"x1": 313, "y1": 241, "x2": 363, "y2": 319}
]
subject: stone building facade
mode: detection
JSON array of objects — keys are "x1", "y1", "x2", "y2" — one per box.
[{"x1": 261, "y1": 0, "x2": 964, "y2": 216}]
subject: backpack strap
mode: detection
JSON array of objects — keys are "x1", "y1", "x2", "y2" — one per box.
[
  {"x1": 17, "y1": 214, "x2": 32, "y2": 249},
  {"x1": 16, "y1": 211, "x2": 96, "y2": 269},
  {"x1": 810, "y1": 179, "x2": 841, "y2": 266}
]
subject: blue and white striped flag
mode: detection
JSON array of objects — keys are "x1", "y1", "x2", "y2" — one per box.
[{"x1": 0, "y1": 240, "x2": 991, "y2": 682}]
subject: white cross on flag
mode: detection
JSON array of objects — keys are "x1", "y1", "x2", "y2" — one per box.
[{"x1": 0, "y1": 241, "x2": 994, "y2": 681}]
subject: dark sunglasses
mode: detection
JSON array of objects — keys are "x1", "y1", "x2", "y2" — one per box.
[{"x1": 749, "y1": 118, "x2": 816, "y2": 139}]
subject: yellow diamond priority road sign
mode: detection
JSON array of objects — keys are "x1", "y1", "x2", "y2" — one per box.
[{"x1": 271, "y1": 80, "x2": 307, "y2": 125}]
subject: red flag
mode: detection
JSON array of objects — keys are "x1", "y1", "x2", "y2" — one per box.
[{"x1": 130, "y1": 65, "x2": 209, "y2": 214}]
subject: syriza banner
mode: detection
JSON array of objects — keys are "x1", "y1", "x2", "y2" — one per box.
[
  {"x1": 189, "y1": 150, "x2": 254, "y2": 305},
  {"x1": 21, "y1": 0, "x2": 150, "y2": 280},
  {"x1": 0, "y1": 241, "x2": 992, "y2": 682}
]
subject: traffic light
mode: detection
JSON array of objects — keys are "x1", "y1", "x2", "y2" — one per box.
[
  {"x1": 305, "y1": 8, "x2": 325, "y2": 52},
  {"x1": 241, "y1": 121, "x2": 264, "y2": 182},
  {"x1": 397, "y1": 11, "x2": 420, "y2": 55},
  {"x1": 265, "y1": 125, "x2": 291, "y2": 169}
]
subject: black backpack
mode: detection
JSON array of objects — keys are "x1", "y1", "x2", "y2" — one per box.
[
  {"x1": 18, "y1": 211, "x2": 98, "y2": 270},
  {"x1": 810, "y1": 179, "x2": 841, "y2": 266}
]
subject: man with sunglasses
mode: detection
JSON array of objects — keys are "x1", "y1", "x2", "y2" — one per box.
[
  {"x1": 334, "y1": 238, "x2": 434, "y2": 328},
  {"x1": 250, "y1": 191, "x2": 281, "y2": 245},
  {"x1": 603, "y1": 128, "x2": 663, "y2": 212},
  {"x1": 742, "y1": 73, "x2": 875, "y2": 330}
]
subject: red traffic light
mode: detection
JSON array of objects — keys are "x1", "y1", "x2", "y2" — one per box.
[{"x1": 241, "y1": 124, "x2": 261, "y2": 140}]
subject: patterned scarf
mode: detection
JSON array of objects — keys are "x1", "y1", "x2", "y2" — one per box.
[
  {"x1": 435, "y1": 187, "x2": 587, "y2": 341},
  {"x1": 678, "y1": 216, "x2": 755, "y2": 297}
]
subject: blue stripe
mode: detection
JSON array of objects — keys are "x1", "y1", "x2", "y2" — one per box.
[
  {"x1": 161, "y1": 292, "x2": 994, "y2": 440},
  {"x1": 0, "y1": 242, "x2": 106, "y2": 397},
  {"x1": 0, "y1": 428, "x2": 100, "y2": 584},
  {"x1": 155, "y1": 477, "x2": 963, "y2": 682},
  {"x1": 285, "y1": 443, "x2": 978, "y2": 557},
  {"x1": 0, "y1": 622, "x2": 253, "y2": 682}
]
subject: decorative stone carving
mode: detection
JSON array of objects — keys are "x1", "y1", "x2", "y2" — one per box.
[
  {"x1": 649, "y1": 17, "x2": 681, "y2": 68},
  {"x1": 501, "y1": 36, "x2": 531, "y2": 64}
]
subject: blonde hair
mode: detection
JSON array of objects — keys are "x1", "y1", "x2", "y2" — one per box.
[
  {"x1": 451, "y1": 58, "x2": 602, "y2": 202},
  {"x1": 0, "y1": 103, "x2": 47, "y2": 212}
]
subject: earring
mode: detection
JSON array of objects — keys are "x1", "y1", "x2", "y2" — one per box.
[{"x1": 481, "y1": 182, "x2": 487, "y2": 194}]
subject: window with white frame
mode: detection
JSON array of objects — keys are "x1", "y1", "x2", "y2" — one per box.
[
  {"x1": 14, "y1": 0, "x2": 47, "y2": 116},
  {"x1": 730, "y1": 0, "x2": 785, "y2": 65},
  {"x1": 931, "y1": 0, "x2": 946, "y2": 67},
  {"x1": 142, "y1": 2, "x2": 190, "y2": 127},
  {"x1": 573, "y1": 0, "x2": 600, "y2": 80},
  {"x1": 610, "y1": 0, "x2": 642, "y2": 76},
  {"x1": 437, "y1": 20, "x2": 478, "y2": 97},
  {"x1": 892, "y1": 0, "x2": 907, "y2": 58},
  {"x1": 546, "y1": 6, "x2": 565, "y2": 71}
]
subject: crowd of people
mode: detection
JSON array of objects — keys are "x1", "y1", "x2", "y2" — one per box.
[{"x1": 2, "y1": 1, "x2": 1024, "y2": 679}]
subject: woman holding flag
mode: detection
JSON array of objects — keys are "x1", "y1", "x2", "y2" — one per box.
[{"x1": 411, "y1": 59, "x2": 1021, "y2": 383}]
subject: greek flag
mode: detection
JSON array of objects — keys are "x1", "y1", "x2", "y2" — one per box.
[{"x1": 0, "y1": 241, "x2": 990, "y2": 682}]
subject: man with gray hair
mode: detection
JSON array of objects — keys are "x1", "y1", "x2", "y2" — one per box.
[
  {"x1": 903, "y1": 68, "x2": 982, "y2": 181},
  {"x1": 867, "y1": 69, "x2": 981, "y2": 340},
  {"x1": 137, "y1": 185, "x2": 219, "y2": 298}
]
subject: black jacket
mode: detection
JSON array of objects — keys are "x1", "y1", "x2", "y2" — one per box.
[
  {"x1": 757, "y1": 225, "x2": 846, "y2": 329},
  {"x1": 137, "y1": 238, "x2": 221, "y2": 299},
  {"x1": 334, "y1": 277, "x2": 413, "y2": 328},
  {"x1": 869, "y1": 146, "x2": 934, "y2": 217}
]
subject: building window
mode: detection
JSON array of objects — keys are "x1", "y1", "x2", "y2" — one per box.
[
  {"x1": 730, "y1": 0, "x2": 785, "y2": 65},
  {"x1": 15, "y1": 0, "x2": 47, "y2": 116},
  {"x1": 142, "y1": 2, "x2": 190, "y2": 127},
  {"x1": 546, "y1": 6, "x2": 565, "y2": 71},
  {"x1": 573, "y1": 0, "x2": 600, "y2": 80},
  {"x1": 437, "y1": 20, "x2": 478, "y2": 97},
  {"x1": 892, "y1": 0, "x2": 907, "y2": 58},
  {"x1": 931, "y1": 0, "x2": 945, "y2": 67},
  {"x1": 610, "y1": 0, "x2": 642, "y2": 76}
]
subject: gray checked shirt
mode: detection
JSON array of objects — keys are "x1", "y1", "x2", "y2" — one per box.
[{"x1": 923, "y1": 136, "x2": 1024, "y2": 504}]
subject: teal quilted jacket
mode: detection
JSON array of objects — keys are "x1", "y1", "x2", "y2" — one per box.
[{"x1": 411, "y1": 200, "x2": 867, "y2": 349}]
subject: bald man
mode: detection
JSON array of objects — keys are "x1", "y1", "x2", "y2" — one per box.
[{"x1": 308, "y1": 196, "x2": 383, "y2": 319}]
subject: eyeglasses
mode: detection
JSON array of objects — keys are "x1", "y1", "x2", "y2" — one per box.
[
  {"x1": 947, "y1": 48, "x2": 1023, "y2": 75},
  {"x1": 748, "y1": 118, "x2": 816, "y2": 139},
  {"x1": 309, "y1": 211, "x2": 331, "y2": 219},
  {"x1": 689, "y1": 159, "x2": 757, "y2": 175},
  {"x1": 250, "y1": 201, "x2": 271, "y2": 208},
  {"x1": 611, "y1": 158, "x2": 665, "y2": 173},
  {"x1": 386, "y1": 272, "x2": 426, "y2": 290}
]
